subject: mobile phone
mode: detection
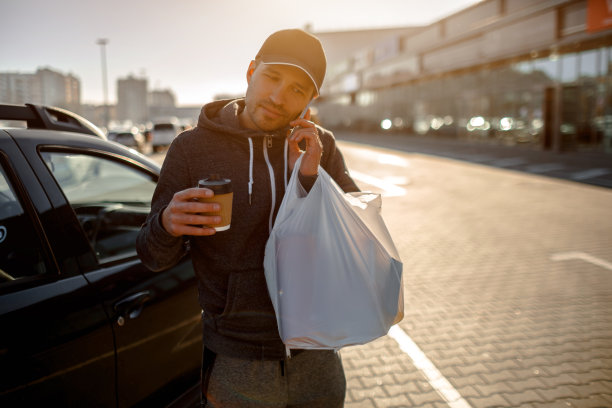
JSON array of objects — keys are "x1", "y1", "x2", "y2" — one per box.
[
  {"x1": 297, "y1": 100, "x2": 312, "y2": 121},
  {"x1": 289, "y1": 99, "x2": 313, "y2": 137}
]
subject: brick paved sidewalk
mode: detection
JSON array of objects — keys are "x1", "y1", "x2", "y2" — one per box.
[{"x1": 339, "y1": 152, "x2": 612, "y2": 408}]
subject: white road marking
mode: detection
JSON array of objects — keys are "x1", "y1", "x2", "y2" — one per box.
[
  {"x1": 550, "y1": 251, "x2": 612, "y2": 271},
  {"x1": 349, "y1": 170, "x2": 407, "y2": 197},
  {"x1": 338, "y1": 143, "x2": 410, "y2": 168},
  {"x1": 388, "y1": 325, "x2": 473, "y2": 408},
  {"x1": 376, "y1": 153, "x2": 410, "y2": 167}
]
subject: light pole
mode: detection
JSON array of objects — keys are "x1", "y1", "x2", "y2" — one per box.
[{"x1": 96, "y1": 38, "x2": 109, "y2": 129}]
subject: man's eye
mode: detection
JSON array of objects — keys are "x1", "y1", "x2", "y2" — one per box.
[{"x1": 293, "y1": 87, "x2": 305, "y2": 95}]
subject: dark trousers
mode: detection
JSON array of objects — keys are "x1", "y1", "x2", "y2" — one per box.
[{"x1": 201, "y1": 348, "x2": 346, "y2": 407}]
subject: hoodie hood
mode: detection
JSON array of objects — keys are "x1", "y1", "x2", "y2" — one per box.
[{"x1": 197, "y1": 98, "x2": 290, "y2": 139}]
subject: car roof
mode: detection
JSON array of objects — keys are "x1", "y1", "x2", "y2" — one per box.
[
  {"x1": 1, "y1": 127, "x2": 160, "y2": 173},
  {"x1": 0, "y1": 103, "x2": 107, "y2": 140}
]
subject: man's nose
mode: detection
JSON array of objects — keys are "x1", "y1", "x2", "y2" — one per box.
[{"x1": 269, "y1": 84, "x2": 286, "y2": 105}]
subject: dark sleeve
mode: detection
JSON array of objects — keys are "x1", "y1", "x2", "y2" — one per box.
[
  {"x1": 318, "y1": 127, "x2": 360, "y2": 193},
  {"x1": 136, "y1": 137, "x2": 191, "y2": 272}
]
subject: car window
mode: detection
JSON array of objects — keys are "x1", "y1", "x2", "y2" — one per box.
[
  {"x1": 42, "y1": 152, "x2": 156, "y2": 264},
  {"x1": 0, "y1": 164, "x2": 49, "y2": 283}
]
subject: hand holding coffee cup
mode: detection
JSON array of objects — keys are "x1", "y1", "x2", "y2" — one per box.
[{"x1": 197, "y1": 175, "x2": 233, "y2": 231}]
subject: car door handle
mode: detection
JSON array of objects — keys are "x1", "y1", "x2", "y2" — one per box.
[{"x1": 114, "y1": 290, "x2": 151, "y2": 326}]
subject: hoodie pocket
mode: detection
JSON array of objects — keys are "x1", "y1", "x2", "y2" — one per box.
[{"x1": 216, "y1": 270, "x2": 279, "y2": 340}]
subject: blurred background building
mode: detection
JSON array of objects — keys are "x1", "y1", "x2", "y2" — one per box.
[
  {"x1": 148, "y1": 89, "x2": 176, "y2": 119},
  {"x1": 0, "y1": 67, "x2": 81, "y2": 113},
  {"x1": 1, "y1": 0, "x2": 611, "y2": 153},
  {"x1": 315, "y1": 0, "x2": 612, "y2": 153},
  {"x1": 116, "y1": 75, "x2": 148, "y2": 125}
]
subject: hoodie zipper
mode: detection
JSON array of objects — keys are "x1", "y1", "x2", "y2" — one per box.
[{"x1": 263, "y1": 135, "x2": 276, "y2": 233}]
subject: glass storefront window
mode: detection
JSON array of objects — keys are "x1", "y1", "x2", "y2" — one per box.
[
  {"x1": 580, "y1": 49, "x2": 598, "y2": 79},
  {"x1": 356, "y1": 90, "x2": 376, "y2": 107},
  {"x1": 560, "y1": 53, "x2": 578, "y2": 83},
  {"x1": 319, "y1": 38, "x2": 610, "y2": 152},
  {"x1": 534, "y1": 58, "x2": 558, "y2": 81},
  {"x1": 514, "y1": 61, "x2": 532, "y2": 75},
  {"x1": 599, "y1": 47, "x2": 609, "y2": 76},
  {"x1": 332, "y1": 95, "x2": 351, "y2": 106}
]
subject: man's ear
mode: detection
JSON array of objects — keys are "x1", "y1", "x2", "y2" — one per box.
[{"x1": 246, "y1": 60, "x2": 257, "y2": 83}]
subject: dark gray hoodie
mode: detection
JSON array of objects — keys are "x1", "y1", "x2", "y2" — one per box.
[{"x1": 137, "y1": 99, "x2": 359, "y2": 360}]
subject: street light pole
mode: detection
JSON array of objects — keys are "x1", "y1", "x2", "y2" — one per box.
[{"x1": 96, "y1": 38, "x2": 109, "y2": 129}]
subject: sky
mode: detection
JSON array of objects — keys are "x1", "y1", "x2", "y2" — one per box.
[{"x1": 1, "y1": 0, "x2": 482, "y2": 106}]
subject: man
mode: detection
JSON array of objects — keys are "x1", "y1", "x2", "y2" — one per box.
[{"x1": 137, "y1": 28, "x2": 359, "y2": 407}]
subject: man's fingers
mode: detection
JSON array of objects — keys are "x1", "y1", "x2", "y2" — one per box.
[
  {"x1": 287, "y1": 127, "x2": 322, "y2": 177},
  {"x1": 174, "y1": 187, "x2": 214, "y2": 201},
  {"x1": 168, "y1": 212, "x2": 222, "y2": 226},
  {"x1": 164, "y1": 211, "x2": 222, "y2": 236},
  {"x1": 289, "y1": 118, "x2": 315, "y2": 131},
  {"x1": 169, "y1": 199, "x2": 220, "y2": 214},
  {"x1": 162, "y1": 188, "x2": 223, "y2": 236},
  {"x1": 171, "y1": 224, "x2": 217, "y2": 236},
  {"x1": 291, "y1": 129, "x2": 322, "y2": 152},
  {"x1": 289, "y1": 127, "x2": 320, "y2": 145}
]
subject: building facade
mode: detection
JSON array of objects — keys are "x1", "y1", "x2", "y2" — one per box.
[
  {"x1": 0, "y1": 68, "x2": 81, "y2": 112},
  {"x1": 148, "y1": 89, "x2": 177, "y2": 120},
  {"x1": 316, "y1": 0, "x2": 612, "y2": 153},
  {"x1": 116, "y1": 75, "x2": 148, "y2": 125}
]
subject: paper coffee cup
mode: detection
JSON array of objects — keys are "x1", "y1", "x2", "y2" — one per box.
[{"x1": 198, "y1": 175, "x2": 232, "y2": 231}]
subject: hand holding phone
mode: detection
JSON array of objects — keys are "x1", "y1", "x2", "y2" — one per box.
[
  {"x1": 287, "y1": 100, "x2": 322, "y2": 177},
  {"x1": 288, "y1": 100, "x2": 313, "y2": 137}
]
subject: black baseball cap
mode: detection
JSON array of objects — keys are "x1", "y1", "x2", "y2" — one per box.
[{"x1": 255, "y1": 29, "x2": 326, "y2": 95}]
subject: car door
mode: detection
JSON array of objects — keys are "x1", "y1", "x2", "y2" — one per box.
[
  {"x1": 35, "y1": 145, "x2": 202, "y2": 407},
  {"x1": 0, "y1": 131, "x2": 116, "y2": 407}
]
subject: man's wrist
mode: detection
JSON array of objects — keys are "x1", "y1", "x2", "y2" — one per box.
[{"x1": 298, "y1": 171, "x2": 318, "y2": 191}]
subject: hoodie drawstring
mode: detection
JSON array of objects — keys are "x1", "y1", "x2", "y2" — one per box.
[
  {"x1": 248, "y1": 137, "x2": 254, "y2": 205},
  {"x1": 283, "y1": 138, "x2": 289, "y2": 189},
  {"x1": 247, "y1": 136, "x2": 289, "y2": 230}
]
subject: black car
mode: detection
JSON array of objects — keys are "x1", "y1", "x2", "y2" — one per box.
[{"x1": 0, "y1": 104, "x2": 201, "y2": 407}]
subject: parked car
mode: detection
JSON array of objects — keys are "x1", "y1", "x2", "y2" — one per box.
[
  {"x1": 149, "y1": 119, "x2": 181, "y2": 152},
  {"x1": 107, "y1": 127, "x2": 147, "y2": 153},
  {"x1": 0, "y1": 104, "x2": 201, "y2": 407}
]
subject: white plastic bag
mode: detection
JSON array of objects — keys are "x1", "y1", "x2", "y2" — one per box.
[{"x1": 264, "y1": 155, "x2": 403, "y2": 351}]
